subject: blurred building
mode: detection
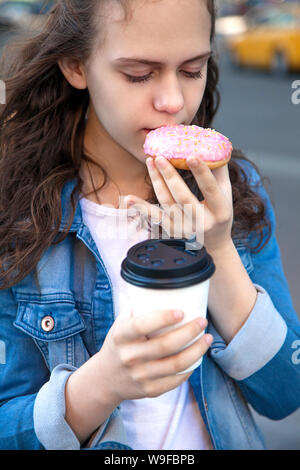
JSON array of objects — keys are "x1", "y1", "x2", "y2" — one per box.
[{"x1": 216, "y1": 0, "x2": 300, "y2": 17}]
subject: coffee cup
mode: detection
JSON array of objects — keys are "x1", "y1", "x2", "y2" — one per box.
[{"x1": 120, "y1": 238, "x2": 215, "y2": 374}]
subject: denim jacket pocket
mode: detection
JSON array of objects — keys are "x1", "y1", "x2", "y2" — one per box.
[{"x1": 14, "y1": 299, "x2": 90, "y2": 371}]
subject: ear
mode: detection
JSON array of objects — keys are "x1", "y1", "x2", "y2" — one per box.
[{"x1": 57, "y1": 57, "x2": 87, "y2": 90}]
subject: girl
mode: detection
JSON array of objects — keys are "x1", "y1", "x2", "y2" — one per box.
[{"x1": 0, "y1": 0, "x2": 299, "y2": 451}]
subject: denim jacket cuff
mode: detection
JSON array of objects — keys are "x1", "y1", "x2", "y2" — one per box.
[
  {"x1": 207, "y1": 283, "x2": 288, "y2": 380},
  {"x1": 33, "y1": 364, "x2": 81, "y2": 450}
]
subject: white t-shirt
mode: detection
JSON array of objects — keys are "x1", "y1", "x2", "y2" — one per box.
[{"x1": 80, "y1": 196, "x2": 213, "y2": 450}]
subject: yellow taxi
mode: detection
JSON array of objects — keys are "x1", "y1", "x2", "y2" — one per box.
[{"x1": 226, "y1": 4, "x2": 300, "y2": 73}]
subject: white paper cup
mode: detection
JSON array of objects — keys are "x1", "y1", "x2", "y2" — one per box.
[
  {"x1": 121, "y1": 239, "x2": 215, "y2": 375},
  {"x1": 125, "y1": 280, "x2": 210, "y2": 374}
]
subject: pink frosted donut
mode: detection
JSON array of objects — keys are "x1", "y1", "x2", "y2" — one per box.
[{"x1": 143, "y1": 124, "x2": 232, "y2": 170}]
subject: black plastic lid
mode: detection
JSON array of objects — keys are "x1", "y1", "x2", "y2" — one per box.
[{"x1": 120, "y1": 238, "x2": 215, "y2": 289}]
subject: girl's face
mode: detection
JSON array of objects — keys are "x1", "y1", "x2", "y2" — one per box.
[{"x1": 83, "y1": 0, "x2": 212, "y2": 164}]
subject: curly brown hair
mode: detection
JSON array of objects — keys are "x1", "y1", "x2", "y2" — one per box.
[{"x1": 0, "y1": 0, "x2": 271, "y2": 290}]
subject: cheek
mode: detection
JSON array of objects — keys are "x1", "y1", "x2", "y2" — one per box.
[
  {"x1": 185, "y1": 81, "x2": 207, "y2": 115},
  {"x1": 195, "y1": 70, "x2": 208, "y2": 107},
  {"x1": 86, "y1": 66, "x2": 119, "y2": 107},
  {"x1": 92, "y1": 76, "x2": 141, "y2": 119}
]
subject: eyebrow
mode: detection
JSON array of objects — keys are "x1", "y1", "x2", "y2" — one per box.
[{"x1": 113, "y1": 51, "x2": 212, "y2": 66}]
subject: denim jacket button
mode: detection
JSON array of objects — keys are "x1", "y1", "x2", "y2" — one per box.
[{"x1": 41, "y1": 315, "x2": 55, "y2": 332}]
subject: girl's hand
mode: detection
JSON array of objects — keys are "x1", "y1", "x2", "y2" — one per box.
[
  {"x1": 124, "y1": 156, "x2": 234, "y2": 255},
  {"x1": 95, "y1": 309, "x2": 212, "y2": 405}
]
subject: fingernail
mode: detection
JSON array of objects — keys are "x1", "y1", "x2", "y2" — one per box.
[
  {"x1": 187, "y1": 158, "x2": 198, "y2": 168},
  {"x1": 146, "y1": 157, "x2": 154, "y2": 169},
  {"x1": 156, "y1": 157, "x2": 167, "y2": 168},
  {"x1": 205, "y1": 334, "x2": 213, "y2": 346},
  {"x1": 197, "y1": 317, "x2": 207, "y2": 329},
  {"x1": 124, "y1": 197, "x2": 135, "y2": 207},
  {"x1": 174, "y1": 310, "x2": 184, "y2": 320}
]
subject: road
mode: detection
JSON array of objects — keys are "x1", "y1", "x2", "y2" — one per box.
[{"x1": 214, "y1": 41, "x2": 300, "y2": 450}]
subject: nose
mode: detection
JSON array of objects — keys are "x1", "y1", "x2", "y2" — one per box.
[{"x1": 153, "y1": 73, "x2": 184, "y2": 115}]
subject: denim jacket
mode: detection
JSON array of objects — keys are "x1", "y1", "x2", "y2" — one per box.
[{"x1": 1, "y1": 159, "x2": 300, "y2": 450}]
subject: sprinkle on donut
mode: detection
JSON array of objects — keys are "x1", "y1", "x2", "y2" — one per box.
[{"x1": 143, "y1": 125, "x2": 232, "y2": 170}]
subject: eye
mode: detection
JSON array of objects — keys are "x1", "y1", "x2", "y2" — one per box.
[
  {"x1": 125, "y1": 73, "x2": 153, "y2": 84},
  {"x1": 183, "y1": 70, "x2": 203, "y2": 80},
  {"x1": 124, "y1": 70, "x2": 203, "y2": 84}
]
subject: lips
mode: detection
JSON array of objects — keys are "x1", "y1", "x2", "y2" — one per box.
[{"x1": 143, "y1": 124, "x2": 182, "y2": 133}]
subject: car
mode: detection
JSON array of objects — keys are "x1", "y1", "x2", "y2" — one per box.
[
  {"x1": 216, "y1": 15, "x2": 248, "y2": 37},
  {"x1": 0, "y1": 0, "x2": 54, "y2": 32},
  {"x1": 225, "y1": 4, "x2": 300, "y2": 73}
]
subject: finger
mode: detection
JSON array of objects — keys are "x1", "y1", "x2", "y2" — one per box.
[
  {"x1": 145, "y1": 158, "x2": 186, "y2": 227},
  {"x1": 135, "y1": 332, "x2": 213, "y2": 379},
  {"x1": 146, "y1": 157, "x2": 204, "y2": 238},
  {"x1": 124, "y1": 196, "x2": 195, "y2": 240},
  {"x1": 211, "y1": 162, "x2": 229, "y2": 183},
  {"x1": 145, "y1": 157, "x2": 175, "y2": 207},
  {"x1": 186, "y1": 158, "x2": 230, "y2": 216},
  {"x1": 123, "y1": 196, "x2": 174, "y2": 237},
  {"x1": 212, "y1": 164, "x2": 233, "y2": 199},
  {"x1": 135, "y1": 370, "x2": 193, "y2": 398},
  {"x1": 125, "y1": 316, "x2": 208, "y2": 362},
  {"x1": 123, "y1": 196, "x2": 163, "y2": 224},
  {"x1": 124, "y1": 194, "x2": 187, "y2": 238},
  {"x1": 154, "y1": 156, "x2": 199, "y2": 209},
  {"x1": 153, "y1": 157, "x2": 209, "y2": 236},
  {"x1": 114, "y1": 309, "x2": 184, "y2": 344}
]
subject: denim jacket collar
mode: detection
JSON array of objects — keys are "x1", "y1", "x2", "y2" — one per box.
[{"x1": 59, "y1": 178, "x2": 83, "y2": 232}]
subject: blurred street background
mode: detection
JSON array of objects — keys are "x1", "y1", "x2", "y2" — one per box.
[
  {"x1": 0, "y1": 0, "x2": 299, "y2": 451},
  {"x1": 215, "y1": 0, "x2": 300, "y2": 450}
]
